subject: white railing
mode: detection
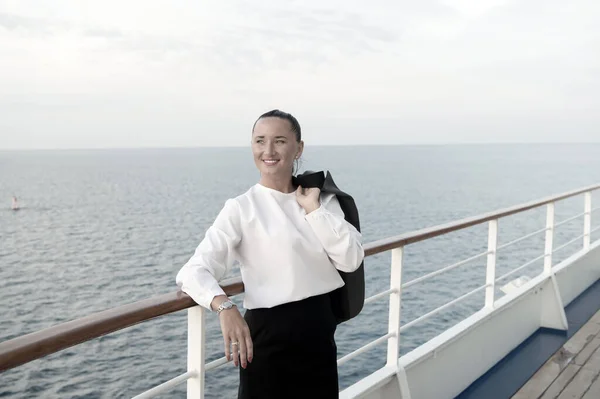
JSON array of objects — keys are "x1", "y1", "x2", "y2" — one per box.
[{"x1": 132, "y1": 188, "x2": 599, "y2": 398}]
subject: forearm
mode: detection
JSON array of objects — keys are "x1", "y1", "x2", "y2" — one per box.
[{"x1": 305, "y1": 206, "x2": 364, "y2": 272}]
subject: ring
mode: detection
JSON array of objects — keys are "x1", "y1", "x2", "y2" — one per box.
[{"x1": 231, "y1": 342, "x2": 239, "y2": 346}]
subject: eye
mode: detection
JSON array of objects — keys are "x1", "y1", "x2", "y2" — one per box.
[
  {"x1": 255, "y1": 139, "x2": 264, "y2": 144},
  {"x1": 275, "y1": 139, "x2": 286, "y2": 144}
]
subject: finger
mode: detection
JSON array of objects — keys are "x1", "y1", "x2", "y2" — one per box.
[
  {"x1": 223, "y1": 336, "x2": 231, "y2": 362},
  {"x1": 231, "y1": 337, "x2": 240, "y2": 367},
  {"x1": 238, "y1": 337, "x2": 248, "y2": 369},
  {"x1": 245, "y1": 332, "x2": 254, "y2": 364},
  {"x1": 313, "y1": 189, "x2": 321, "y2": 201},
  {"x1": 223, "y1": 338, "x2": 231, "y2": 362}
]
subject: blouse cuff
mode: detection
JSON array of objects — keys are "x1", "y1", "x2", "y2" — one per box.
[
  {"x1": 304, "y1": 205, "x2": 341, "y2": 237},
  {"x1": 305, "y1": 204, "x2": 326, "y2": 219},
  {"x1": 179, "y1": 272, "x2": 228, "y2": 310}
]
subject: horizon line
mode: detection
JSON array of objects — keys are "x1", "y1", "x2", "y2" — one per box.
[{"x1": 1, "y1": 141, "x2": 599, "y2": 151}]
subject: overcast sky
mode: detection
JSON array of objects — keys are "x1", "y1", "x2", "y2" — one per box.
[{"x1": 0, "y1": 0, "x2": 598, "y2": 149}]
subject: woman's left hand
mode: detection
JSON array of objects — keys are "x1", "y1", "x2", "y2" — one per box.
[{"x1": 296, "y1": 186, "x2": 321, "y2": 214}]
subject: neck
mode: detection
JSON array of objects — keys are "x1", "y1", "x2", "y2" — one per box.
[{"x1": 259, "y1": 174, "x2": 295, "y2": 193}]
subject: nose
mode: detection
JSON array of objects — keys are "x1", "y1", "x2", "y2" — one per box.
[{"x1": 264, "y1": 141, "x2": 275, "y2": 156}]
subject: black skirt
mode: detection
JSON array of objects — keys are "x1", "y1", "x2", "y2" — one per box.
[{"x1": 238, "y1": 292, "x2": 339, "y2": 399}]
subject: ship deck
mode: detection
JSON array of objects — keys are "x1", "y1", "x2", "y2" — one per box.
[
  {"x1": 512, "y1": 309, "x2": 600, "y2": 399},
  {"x1": 454, "y1": 279, "x2": 600, "y2": 399}
]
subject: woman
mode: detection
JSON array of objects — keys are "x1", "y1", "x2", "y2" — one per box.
[{"x1": 176, "y1": 109, "x2": 364, "y2": 398}]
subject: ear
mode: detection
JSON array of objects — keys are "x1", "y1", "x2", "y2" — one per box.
[{"x1": 296, "y1": 140, "x2": 305, "y2": 159}]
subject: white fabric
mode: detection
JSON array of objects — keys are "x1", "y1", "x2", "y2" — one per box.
[{"x1": 176, "y1": 183, "x2": 365, "y2": 310}]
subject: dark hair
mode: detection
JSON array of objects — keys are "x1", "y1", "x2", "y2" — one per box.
[{"x1": 252, "y1": 109, "x2": 302, "y2": 142}]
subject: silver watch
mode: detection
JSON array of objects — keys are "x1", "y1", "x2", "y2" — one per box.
[{"x1": 216, "y1": 300, "x2": 236, "y2": 314}]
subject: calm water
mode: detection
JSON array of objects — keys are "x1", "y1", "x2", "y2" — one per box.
[{"x1": 1, "y1": 144, "x2": 599, "y2": 398}]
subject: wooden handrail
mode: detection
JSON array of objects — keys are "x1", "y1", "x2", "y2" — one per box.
[
  {"x1": 0, "y1": 277, "x2": 244, "y2": 373},
  {"x1": 364, "y1": 183, "x2": 600, "y2": 256},
  {"x1": 1, "y1": 183, "x2": 599, "y2": 373}
]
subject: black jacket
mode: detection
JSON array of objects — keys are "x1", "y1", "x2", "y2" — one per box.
[{"x1": 293, "y1": 170, "x2": 365, "y2": 324}]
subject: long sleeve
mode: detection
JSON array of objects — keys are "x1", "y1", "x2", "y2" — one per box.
[
  {"x1": 176, "y1": 199, "x2": 242, "y2": 310},
  {"x1": 304, "y1": 193, "x2": 364, "y2": 273}
]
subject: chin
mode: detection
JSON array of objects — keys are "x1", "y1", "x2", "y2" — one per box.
[{"x1": 260, "y1": 167, "x2": 290, "y2": 178}]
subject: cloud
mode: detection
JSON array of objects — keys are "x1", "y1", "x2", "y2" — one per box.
[
  {"x1": 0, "y1": 12, "x2": 33, "y2": 30},
  {"x1": 0, "y1": 12, "x2": 66, "y2": 35},
  {"x1": 0, "y1": 0, "x2": 599, "y2": 149},
  {"x1": 1, "y1": 2, "x2": 400, "y2": 71},
  {"x1": 82, "y1": 27, "x2": 124, "y2": 39}
]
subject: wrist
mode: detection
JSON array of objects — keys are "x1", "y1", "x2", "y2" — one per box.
[
  {"x1": 215, "y1": 298, "x2": 236, "y2": 315},
  {"x1": 305, "y1": 202, "x2": 320, "y2": 214},
  {"x1": 210, "y1": 295, "x2": 229, "y2": 312}
]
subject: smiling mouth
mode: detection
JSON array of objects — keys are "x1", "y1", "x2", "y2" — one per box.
[{"x1": 262, "y1": 159, "x2": 280, "y2": 166}]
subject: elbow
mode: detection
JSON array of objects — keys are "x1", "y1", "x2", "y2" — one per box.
[
  {"x1": 348, "y1": 234, "x2": 365, "y2": 271},
  {"x1": 335, "y1": 243, "x2": 364, "y2": 273},
  {"x1": 175, "y1": 261, "x2": 196, "y2": 289},
  {"x1": 350, "y1": 245, "x2": 365, "y2": 272},
  {"x1": 175, "y1": 266, "x2": 187, "y2": 290}
]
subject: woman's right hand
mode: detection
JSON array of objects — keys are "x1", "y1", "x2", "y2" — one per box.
[{"x1": 212, "y1": 297, "x2": 253, "y2": 368}]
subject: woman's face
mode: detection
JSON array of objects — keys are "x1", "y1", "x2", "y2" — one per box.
[{"x1": 251, "y1": 117, "x2": 303, "y2": 179}]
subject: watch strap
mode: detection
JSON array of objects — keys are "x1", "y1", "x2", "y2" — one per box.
[{"x1": 216, "y1": 300, "x2": 236, "y2": 314}]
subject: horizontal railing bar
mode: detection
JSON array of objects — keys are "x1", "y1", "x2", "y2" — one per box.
[
  {"x1": 132, "y1": 370, "x2": 197, "y2": 399},
  {"x1": 364, "y1": 288, "x2": 397, "y2": 305},
  {"x1": 0, "y1": 277, "x2": 243, "y2": 373},
  {"x1": 206, "y1": 356, "x2": 228, "y2": 371},
  {"x1": 554, "y1": 212, "x2": 585, "y2": 228},
  {"x1": 495, "y1": 253, "x2": 546, "y2": 283},
  {"x1": 590, "y1": 225, "x2": 600, "y2": 234},
  {"x1": 591, "y1": 206, "x2": 600, "y2": 213},
  {"x1": 364, "y1": 184, "x2": 600, "y2": 256},
  {"x1": 496, "y1": 227, "x2": 549, "y2": 251},
  {"x1": 2, "y1": 184, "x2": 599, "y2": 373},
  {"x1": 399, "y1": 284, "x2": 489, "y2": 332},
  {"x1": 337, "y1": 333, "x2": 394, "y2": 366},
  {"x1": 403, "y1": 250, "x2": 491, "y2": 289},
  {"x1": 552, "y1": 234, "x2": 585, "y2": 254}
]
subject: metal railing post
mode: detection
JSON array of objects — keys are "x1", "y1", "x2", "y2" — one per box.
[
  {"x1": 187, "y1": 306, "x2": 206, "y2": 399},
  {"x1": 387, "y1": 246, "x2": 404, "y2": 367},
  {"x1": 544, "y1": 202, "x2": 555, "y2": 274},
  {"x1": 485, "y1": 219, "x2": 498, "y2": 308},
  {"x1": 584, "y1": 192, "x2": 591, "y2": 250}
]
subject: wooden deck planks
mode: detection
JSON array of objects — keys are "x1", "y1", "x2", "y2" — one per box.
[{"x1": 511, "y1": 309, "x2": 600, "y2": 399}]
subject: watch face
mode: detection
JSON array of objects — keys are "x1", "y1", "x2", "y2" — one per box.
[{"x1": 223, "y1": 301, "x2": 233, "y2": 309}]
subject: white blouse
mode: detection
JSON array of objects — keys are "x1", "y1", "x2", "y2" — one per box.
[{"x1": 176, "y1": 183, "x2": 365, "y2": 310}]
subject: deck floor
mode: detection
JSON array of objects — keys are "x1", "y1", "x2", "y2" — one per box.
[{"x1": 512, "y1": 309, "x2": 600, "y2": 399}]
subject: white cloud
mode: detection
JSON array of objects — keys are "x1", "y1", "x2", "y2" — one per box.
[{"x1": 0, "y1": 0, "x2": 598, "y2": 149}]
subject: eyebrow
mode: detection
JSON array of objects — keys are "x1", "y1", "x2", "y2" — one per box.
[{"x1": 254, "y1": 135, "x2": 289, "y2": 139}]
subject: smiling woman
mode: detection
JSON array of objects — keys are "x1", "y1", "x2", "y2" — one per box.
[
  {"x1": 175, "y1": 109, "x2": 365, "y2": 398},
  {"x1": 251, "y1": 109, "x2": 304, "y2": 192}
]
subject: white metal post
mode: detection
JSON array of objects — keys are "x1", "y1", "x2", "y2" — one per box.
[
  {"x1": 485, "y1": 219, "x2": 498, "y2": 308},
  {"x1": 544, "y1": 202, "x2": 555, "y2": 274},
  {"x1": 387, "y1": 246, "x2": 404, "y2": 367},
  {"x1": 584, "y1": 192, "x2": 591, "y2": 250},
  {"x1": 187, "y1": 306, "x2": 206, "y2": 399}
]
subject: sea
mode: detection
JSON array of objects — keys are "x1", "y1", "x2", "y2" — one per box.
[{"x1": 1, "y1": 144, "x2": 599, "y2": 398}]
